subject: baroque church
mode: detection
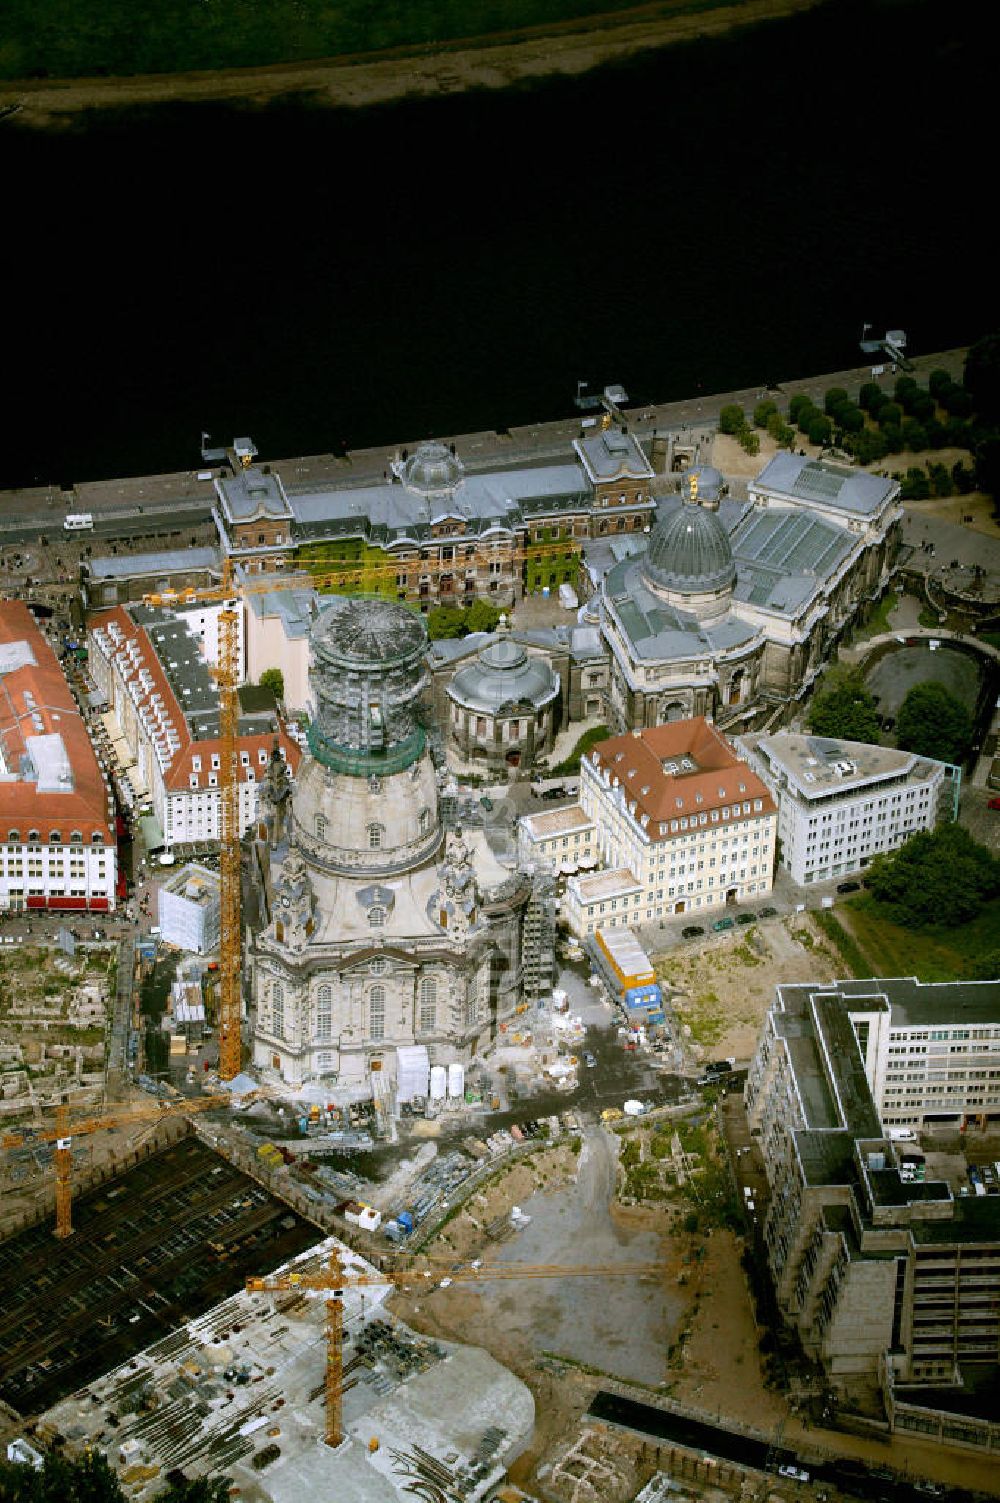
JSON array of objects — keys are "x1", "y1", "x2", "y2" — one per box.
[{"x1": 249, "y1": 597, "x2": 539, "y2": 1088}]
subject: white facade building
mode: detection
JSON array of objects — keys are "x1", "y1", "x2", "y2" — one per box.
[
  {"x1": 242, "y1": 582, "x2": 317, "y2": 716},
  {"x1": 517, "y1": 804, "x2": 596, "y2": 875},
  {"x1": 843, "y1": 977, "x2": 1000, "y2": 1129},
  {"x1": 737, "y1": 731, "x2": 958, "y2": 886},
  {"x1": 562, "y1": 717, "x2": 776, "y2": 936}
]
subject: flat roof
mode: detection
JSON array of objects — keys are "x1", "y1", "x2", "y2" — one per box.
[
  {"x1": 570, "y1": 867, "x2": 641, "y2": 901},
  {"x1": 87, "y1": 547, "x2": 220, "y2": 579},
  {"x1": 836, "y1": 977, "x2": 1000, "y2": 1029},
  {"x1": 521, "y1": 804, "x2": 594, "y2": 839},
  {"x1": 746, "y1": 730, "x2": 942, "y2": 798}
]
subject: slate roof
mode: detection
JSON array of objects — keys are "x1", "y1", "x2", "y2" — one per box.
[{"x1": 751, "y1": 453, "x2": 898, "y2": 516}]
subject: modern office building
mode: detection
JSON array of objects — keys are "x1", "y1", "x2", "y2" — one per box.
[
  {"x1": 747, "y1": 978, "x2": 1000, "y2": 1441},
  {"x1": 0, "y1": 601, "x2": 117, "y2": 913},
  {"x1": 560, "y1": 717, "x2": 776, "y2": 935},
  {"x1": 737, "y1": 730, "x2": 959, "y2": 885}
]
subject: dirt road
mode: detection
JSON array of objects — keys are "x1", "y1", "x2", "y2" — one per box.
[{"x1": 0, "y1": 0, "x2": 825, "y2": 128}]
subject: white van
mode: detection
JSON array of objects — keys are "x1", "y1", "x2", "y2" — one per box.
[{"x1": 63, "y1": 513, "x2": 94, "y2": 531}]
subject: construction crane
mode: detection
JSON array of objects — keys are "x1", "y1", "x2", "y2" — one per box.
[
  {"x1": 248, "y1": 1244, "x2": 664, "y2": 1449},
  {"x1": 1, "y1": 1093, "x2": 236, "y2": 1238},
  {"x1": 143, "y1": 536, "x2": 582, "y2": 1083}
]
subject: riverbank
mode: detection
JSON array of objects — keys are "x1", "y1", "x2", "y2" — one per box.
[{"x1": 0, "y1": 0, "x2": 826, "y2": 128}]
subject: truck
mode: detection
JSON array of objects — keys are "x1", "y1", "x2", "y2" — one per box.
[{"x1": 63, "y1": 513, "x2": 94, "y2": 531}]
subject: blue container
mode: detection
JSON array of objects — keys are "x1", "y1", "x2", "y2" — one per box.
[{"x1": 397, "y1": 1210, "x2": 415, "y2": 1234}]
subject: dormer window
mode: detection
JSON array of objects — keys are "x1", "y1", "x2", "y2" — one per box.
[
  {"x1": 27, "y1": 830, "x2": 40, "y2": 845},
  {"x1": 70, "y1": 831, "x2": 82, "y2": 844},
  {"x1": 91, "y1": 832, "x2": 104, "y2": 845},
  {"x1": 7, "y1": 830, "x2": 19, "y2": 843}
]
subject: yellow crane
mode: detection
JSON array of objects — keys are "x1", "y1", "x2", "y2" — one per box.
[
  {"x1": 248, "y1": 1245, "x2": 665, "y2": 1449},
  {"x1": 2, "y1": 1093, "x2": 235, "y2": 1238},
  {"x1": 143, "y1": 537, "x2": 582, "y2": 1082}
]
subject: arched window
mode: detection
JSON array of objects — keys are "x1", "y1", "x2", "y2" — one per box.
[
  {"x1": 315, "y1": 813, "x2": 327, "y2": 842},
  {"x1": 27, "y1": 829, "x2": 40, "y2": 845},
  {"x1": 418, "y1": 808, "x2": 431, "y2": 835},
  {"x1": 70, "y1": 830, "x2": 82, "y2": 844},
  {"x1": 91, "y1": 832, "x2": 104, "y2": 845},
  {"x1": 49, "y1": 831, "x2": 61, "y2": 845},
  {"x1": 316, "y1": 983, "x2": 332, "y2": 1042},
  {"x1": 7, "y1": 831, "x2": 19, "y2": 844},
  {"x1": 369, "y1": 984, "x2": 385, "y2": 1041},
  {"x1": 368, "y1": 822, "x2": 384, "y2": 850},
  {"x1": 419, "y1": 976, "x2": 437, "y2": 1032},
  {"x1": 272, "y1": 982, "x2": 284, "y2": 1039},
  {"x1": 369, "y1": 905, "x2": 386, "y2": 929}
]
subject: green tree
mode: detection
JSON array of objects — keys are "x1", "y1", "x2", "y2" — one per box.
[
  {"x1": 858, "y1": 381, "x2": 887, "y2": 413},
  {"x1": 0, "y1": 1449, "x2": 129, "y2": 1502},
  {"x1": 162, "y1": 1479, "x2": 232, "y2": 1503},
  {"x1": 824, "y1": 386, "x2": 849, "y2": 415},
  {"x1": 964, "y1": 332, "x2": 1000, "y2": 420},
  {"x1": 975, "y1": 434, "x2": 1000, "y2": 498},
  {"x1": 927, "y1": 462, "x2": 953, "y2": 498},
  {"x1": 833, "y1": 403, "x2": 864, "y2": 435},
  {"x1": 766, "y1": 412, "x2": 795, "y2": 447},
  {"x1": 463, "y1": 598, "x2": 502, "y2": 634},
  {"x1": 718, "y1": 404, "x2": 746, "y2": 436},
  {"x1": 739, "y1": 428, "x2": 760, "y2": 455},
  {"x1": 880, "y1": 423, "x2": 904, "y2": 454},
  {"x1": 845, "y1": 427, "x2": 888, "y2": 465},
  {"x1": 865, "y1": 824, "x2": 1000, "y2": 929},
  {"x1": 788, "y1": 392, "x2": 814, "y2": 425},
  {"x1": 894, "y1": 374, "x2": 920, "y2": 409},
  {"x1": 928, "y1": 368, "x2": 954, "y2": 399},
  {"x1": 910, "y1": 393, "x2": 936, "y2": 426},
  {"x1": 806, "y1": 413, "x2": 832, "y2": 447},
  {"x1": 951, "y1": 460, "x2": 976, "y2": 494},
  {"x1": 939, "y1": 382, "x2": 974, "y2": 418},
  {"x1": 753, "y1": 398, "x2": 778, "y2": 428},
  {"x1": 425, "y1": 606, "x2": 466, "y2": 640},
  {"x1": 807, "y1": 669, "x2": 880, "y2": 743},
  {"x1": 901, "y1": 418, "x2": 928, "y2": 452},
  {"x1": 971, "y1": 950, "x2": 1000, "y2": 981},
  {"x1": 877, "y1": 401, "x2": 903, "y2": 429},
  {"x1": 896, "y1": 681, "x2": 972, "y2": 764},
  {"x1": 899, "y1": 467, "x2": 930, "y2": 501},
  {"x1": 258, "y1": 667, "x2": 284, "y2": 701}
]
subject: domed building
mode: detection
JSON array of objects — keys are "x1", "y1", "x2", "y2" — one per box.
[
  {"x1": 250, "y1": 597, "x2": 538, "y2": 1089},
  {"x1": 445, "y1": 618, "x2": 561, "y2": 770},
  {"x1": 600, "y1": 457, "x2": 903, "y2": 732}
]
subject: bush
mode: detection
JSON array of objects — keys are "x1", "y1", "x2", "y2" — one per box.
[
  {"x1": 928, "y1": 462, "x2": 953, "y2": 498},
  {"x1": 753, "y1": 398, "x2": 778, "y2": 428},
  {"x1": 739, "y1": 428, "x2": 760, "y2": 455},
  {"x1": 719, "y1": 403, "x2": 746, "y2": 435},
  {"x1": 952, "y1": 460, "x2": 976, "y2": 494}
]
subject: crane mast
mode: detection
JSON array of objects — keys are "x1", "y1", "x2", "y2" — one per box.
[{"x1": 216, "y1": 587, "x2": 243, "y2": 1081}]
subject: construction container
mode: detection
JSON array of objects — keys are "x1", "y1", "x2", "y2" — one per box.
[
  {"x1": 397, "y1": 1210, "x2": 415, "y2": 1235},
  {"x1": 429, "y1": 1065, "x2": 447, "y2": 1101},
  {"x1": 595, "y1": 927, "x2": 656, "y2": 990},
  {"x1": 447, "y1": 1062, "x2": 464, "y2": 1100}
]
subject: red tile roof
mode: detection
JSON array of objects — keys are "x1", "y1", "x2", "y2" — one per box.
[
  {"x1": 0, "y1": 601, "x2": 112, "y2": 840},
  {"x1": 588, "y1": 717, "x2": 775, "y2": 840}
]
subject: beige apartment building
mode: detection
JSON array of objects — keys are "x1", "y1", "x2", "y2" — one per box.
[{"x1": 559, "y1": 718, "x2": 776, "y2": 936}]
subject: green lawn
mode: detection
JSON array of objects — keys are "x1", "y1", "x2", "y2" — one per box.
[
  {"x1": 0, "y1": 0, "x2": 726, "y2": 82},
  {"x1": 831, "y1": 896, "x2": 1000, "y2": 982},
  {"x1": 854, "y1": 590, "x2": 897, "y2": 641},
  {"x1": 552, "y1": 723, "x2": 608, "y2": 775}
]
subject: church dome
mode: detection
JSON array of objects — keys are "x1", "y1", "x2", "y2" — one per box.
[
  {"x1": 402, "y1": 441, "x2": 464, "y2": 497},
  {"x1": 644, "y1": 499, "x2": 736, "y2": 597},
  {"x1": 448, "y1": 633, "x2": 560, "y2": 714},
  {"x1": 683, "y1": 464, "x2": 724, "y2": 503}
]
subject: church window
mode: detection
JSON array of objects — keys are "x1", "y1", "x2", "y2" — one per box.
[
  {"x1": 315, "y1": 813, "x2": 327, "y2": 841},
  {"x1": 419, "y1": 976, "x2": 437, "y2": 1032},
  {"x1": 369, "y1": 905, "x2": 386, "y2": 928},
  {"x1": 317, "y1": 983, "x2": 332, "y2": 1041},
  {"x1": 369, "y1": 775, "x2": 382, "y2": 794},
  {"x1": 370, "y1": 958, "x2": 388, "y2": 976},
  {"x1": 369, "y1": 984, "x2": 385, "y2": 1041},
  {"x1": 368, "y1": 822, "x2": 384, "y2": 849},
  {"x1": 272, "y1": 982, "x2": 284, "y2": 1039}
]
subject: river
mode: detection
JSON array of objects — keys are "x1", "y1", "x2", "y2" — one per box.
[{"x1": 0, "y1": 0, "x2": 994, "y2": 489}]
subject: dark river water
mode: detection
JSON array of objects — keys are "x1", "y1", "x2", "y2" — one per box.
[{"x1": 1, "y1": 0, "x2": 995, "y2": 489}]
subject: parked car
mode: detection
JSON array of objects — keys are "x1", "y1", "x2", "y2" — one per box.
[
  {"x1": 837, "y1": 880, "x2": 861, "y2": 894},
  {"x1": 712, "y1": 916, "x2": 735, "y2": 931},
  {"x1": 735, "y1": 912, "x2": 756, "y2": 925},
  {"x1": 758, "y1": 905, "x2": 778, "y2": 918},
  {"x1": 584, "y1": 1052, "x2": 597, "y2": 1069},
  {"x1": 681, "y1": 925, "x2": 704, "y2": 939},
  {"x1": 777, "y1": 1466, "x2": 811, "y2": 1483},
  {"x1": 988, "y1": 797, "x2": 1000, "y2": 811},
  {"x1": 540, "y1": 786, "x2": 566, "y2": 801}
]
